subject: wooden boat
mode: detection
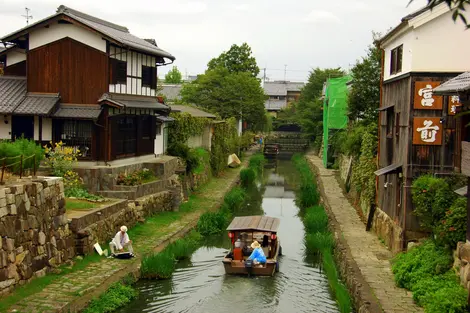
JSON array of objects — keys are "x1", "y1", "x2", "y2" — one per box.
[
  {"x1": 263, "y1": 143, "x2": 280, "y2": 159},
  {"x1": 223, "y1": 215, "x2": 281, "y2": 276}
]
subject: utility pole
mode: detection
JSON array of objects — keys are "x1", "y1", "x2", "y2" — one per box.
[
  {"x1": 22, "y1": 8, "x2": 33, "y2": 25},
  {"x1": 284, "y1": 65, "x2": 287, "y2": 82},
  {"x1": 262, "y1": 68, "x2": 266, "y2": 84}
]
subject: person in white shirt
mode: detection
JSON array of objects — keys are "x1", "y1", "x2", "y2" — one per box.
[{"x1": 109, "y1": 226, "x2": 134, "y2": 255}]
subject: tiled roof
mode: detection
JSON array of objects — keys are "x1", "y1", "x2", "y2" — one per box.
[
  {"x1": 53, "y1": 104, "x2": 102, "y2": 119},
  {"x1": 156, "y1": 114, "x2": 175, "y2": 123},
  {"x1": 14, "y1": 92, "x2": 60, "y2": 115},
  {"x1": 160, "y1": 84, "x2": 182, "y2": 101},
  {"x1": 170, "y1": 105, "x2": 216, "y2": 118},
  {"x1": 0, "y1": 76, "x2": 27, "y2": 114},
  {"x1": 264, "y1": 81, "x2": 305, "y2": 96},
  {"x1": 265, "y1": 99, "x2": 287, "y2": 111},
  {"x1": 433, "y1": 72, "x2": 470, "y2": 95},
  {"x1": 99, "y1": 93, "x2": 170, "y2": 110},
  {"x1": 1, "y1": 6, "x2": 174, "y2": 61}
]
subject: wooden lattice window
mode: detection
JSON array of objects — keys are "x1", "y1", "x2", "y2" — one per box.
[{"x1": 110, "y1": 58, "x2": 127, "y2": 84}]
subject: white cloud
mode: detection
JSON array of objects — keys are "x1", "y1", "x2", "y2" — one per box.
[
  {"x1": 234, "y1": 4, "x2": 250, "y2": 12},
  {"x1": 304, "y1": 10, "x2": 341, "y2": 24}
]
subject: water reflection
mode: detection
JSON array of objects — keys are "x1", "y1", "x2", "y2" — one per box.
[{"x1": 117, "y1": 161, "x2": 339, "y2": 313}]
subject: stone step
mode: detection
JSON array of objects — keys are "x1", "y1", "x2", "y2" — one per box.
[{"x1": 97, "y1": 190, "x2": 136, "y2": 200}]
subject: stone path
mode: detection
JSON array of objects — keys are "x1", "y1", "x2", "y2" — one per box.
[
  {"x1": 6, "y1": 160, "x2": 247, "y2": 313},
  {"x1": 307, "y1": 155, "x2": 422, "y2": 313}
]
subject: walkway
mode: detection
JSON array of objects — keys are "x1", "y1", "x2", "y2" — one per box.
[
  {"x1": 307, "y1": 155, "x2": 422, "y2": 313},
  {"x1": 6, "y1": 160, "x2": 247, "y2": 313}
]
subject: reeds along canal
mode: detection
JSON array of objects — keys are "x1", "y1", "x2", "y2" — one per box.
[{"x1": 115, "y1": 156, "x2": 351, "y2": 313}]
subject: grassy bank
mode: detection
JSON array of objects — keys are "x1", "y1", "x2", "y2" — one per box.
[
  {"x1": 292, "y1": 154, "x2": 351, "y2": 313},
  {"x1": 82, "y1": 281, "x2": 138, "y2": 313},
  {"x1": 392, "y1": 240, "x2": 468, "y2": 313}
]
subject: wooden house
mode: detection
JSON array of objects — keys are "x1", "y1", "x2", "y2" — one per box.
[
  {"x1": 0, "y1": 5, "x2": 175, "y2": 163},
  {"x1": 375, "y1": 3, "x2": 470, "y2": 252}
]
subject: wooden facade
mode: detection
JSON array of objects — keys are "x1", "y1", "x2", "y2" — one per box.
[
  {"x1": 27, "y1": 37, "x2": 108, "y2": 104},
  {"x1": 378, "y1": 72, "x2": 462, "y2": 241},
  {"x1": 4, "y1": 61, "x2": 26, "y2": 76}
]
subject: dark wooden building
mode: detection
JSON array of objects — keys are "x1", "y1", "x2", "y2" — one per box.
[
  {"x1": 375, "y1": 4, "x2": 470, "y2": 252},
  {"x1": 0, "y1": 5, "x2": 175, "y2": 162}
]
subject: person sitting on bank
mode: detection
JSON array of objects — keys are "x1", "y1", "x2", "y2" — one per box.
[
  {"x1": 109, "y1": 226, "x2": 134, "y2": 256},
  {"x1": 247, "y1": 241, "x2": 266, "y2": 265}
]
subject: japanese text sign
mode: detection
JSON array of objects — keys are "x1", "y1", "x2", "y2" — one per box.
[
  {"x1": 413, "y1": 81, "x2": 443, "y2": 110},
  {"x1": 413, "y1": 117, "x2": 442, "y2": 145},
  {"x1": 448, "y1": 95, "x2": 461, "y2": 116}
]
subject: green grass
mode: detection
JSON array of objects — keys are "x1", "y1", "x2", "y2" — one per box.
[
  {"x1": 240, "y1": 168, "x2": 257, "y2": 186},
  {"x1": 223, "y1": 187, "x2": 246, "y2": 212},
  {"x1": 248, "y1": 153, "x2": 266, "y2": 173},
  {"x1": 304, "y1": 206, "x2": 328, "y2": 234},
  {"x1": 141, "y1": 250, "x2": 175, "y2": 279},
  {"x1": 65, "y1": 199, "x2": 99, "y2": 211},
  {"x1": 166, "y1": 237, "x2": 198, "y2": 260},
  {"x1": 0, "y1": 254, "x2": 103, "y2": 312},
  {"x1": 82, "y1": 282, "x2": 137, "y2": 313},
  {"x1": 305, "y1": 232, "x2": 335, "y2": 254}
]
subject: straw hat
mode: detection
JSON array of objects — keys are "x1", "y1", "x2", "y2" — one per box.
[
  {"x1": 120, "y1": 226, "x2": 128, "y2": 232},
  {"x1": 251, "y1": 241, "x2": 260, "y2": 249}
]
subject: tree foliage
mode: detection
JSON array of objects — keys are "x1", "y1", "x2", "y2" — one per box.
[
  {"x1": 348, "y1": 36, "x2": 381, "y2": 123},
  {"x1": 164, "y1": 66, "x2": 183, "y2": 84},
  {"x1": 207, "y1": 43, "x2": 260, "y2": 78},
  {"x1": 181, "y1": 67, "x2": 267, "y2": 131}
]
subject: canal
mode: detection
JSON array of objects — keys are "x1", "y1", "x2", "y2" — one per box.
[{"x1": 117, "y1": 160, "x2": 340, "y2": 313}]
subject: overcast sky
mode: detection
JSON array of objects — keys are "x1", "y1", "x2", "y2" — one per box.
[{"x1": 0, "y1": 0, "x2": 428, "y2": 81}]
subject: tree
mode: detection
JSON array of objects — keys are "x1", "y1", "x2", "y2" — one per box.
[
  {"x1": 164, "y1": 66, "x2": 183, "y2": 84},
  {"x1": 294, "y1": 68, "x2": 344, "y2": 143},
  {"x1": 207, "y1": 43, "x2": 260, "y2": 78},
  {"x1": 409, "y1": 0, "x2": 469, "y2": 27},
  {"x1": 181, "y1": 67, "x2": 267, "y2": 131},
  {"x1": 348, "y1": 36, "x2": 381, "y2": 123}
]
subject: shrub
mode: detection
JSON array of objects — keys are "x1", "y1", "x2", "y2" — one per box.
[
  {"x1": 411, "y1": 175, "x2": 454, "y2": 231},
  {"x1": 197, "y1": 211, "x2": 229, "y2": 236},
  {"x1": 240, "y1": 168, "x2": 257, "y2": 187},
  {"x1": 304, "y1": 206, "x2": 328, "y2": 234},
  {"x1": 305, "y1": 232, "x2": 334, "y2": 254},
  {"x1": 44, "y1": 141, "x2": 79, "y2": 177},
  {"x1": 297, "y1": 183, "x2": 320, "y2": 209},
  {"x1": 65, "y1": 187, "x2": 103, "y2": 201},
  {"x1": 166, "y1": 239, "x2": 195, "y2": 260},
  {"x1": 117, "y1": 169, "x2": 156, "y2": 186},
  {"x1": 423, "y1": 284, "x2": 468, "y2": 313},
  {"x1": 392, "y1": 240, "x2": 453, "y2": 290},
  {"x1": 434, "y1": 197, "x2": 466, "y2": 248},
  {"x1": 351, "y1": 131, "x2": 377, "y2": 206},
  {"x1": 240, "y1": 131, "x2": 255, "y2": 150},
  {"x1": 63, "y1": 170, "x2": 83, "y2": 191},
  {"x1": 248, "y1": 153, "x2": 266, "y2": 173},
  {"x1": 412, "y1": 271, "x2": 460, "y2": 306},
  {"x1": 223, "y1": 187, "x2": 246, "y2": 212},
  {"x1": 167, "y1": 142, "x2": 200, "y2": 173},
  {"x1": 82, "y1": 282, "x2": 137, "y2": 313},
  {"x1": 0, "y1": 138, "x2": 44, "y2": 174},
  {"x1": 141, "y1": 251, "x2": 175, "y2": 279},
  {"x1": 193, "y1": 148, "x2": 211, "y2": 175}
]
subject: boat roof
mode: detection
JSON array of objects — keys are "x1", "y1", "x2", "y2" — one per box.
[{"x1": 227, "y1": 216, "x2": 280, "y2": 232}]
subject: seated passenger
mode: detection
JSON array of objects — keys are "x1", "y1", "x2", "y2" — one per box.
[
  {"x1": 261, "y1": 235, "x2": 270, "y2": 258},
  {"x1": 247, "y1": 241, "x2": 266, "y2": 265}
]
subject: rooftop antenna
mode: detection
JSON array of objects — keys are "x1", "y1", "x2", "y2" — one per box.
[{"x1": 22, "y1": 7, "x2": 33, "y2": 25}]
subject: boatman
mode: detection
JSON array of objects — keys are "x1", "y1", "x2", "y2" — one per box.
[{"x1": 109, "y1": 226, "x2": 134, "y2": 256}]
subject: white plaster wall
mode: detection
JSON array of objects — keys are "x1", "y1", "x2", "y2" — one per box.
[
  {"x1": 6, "y1": 49, "x2": 26, "y2": 67},
  {"x1": 187, "y1": 135, "x2": 203, "y2": 149},
  {"x1": 29, "y1": 22, "x2": 106, "y2": 52},
  {"x1": 0, "y1": 116, "x2": 11, "y2": 139},
  {"x1": 411, "y1": 9, "x2": 470, "y2": 72},
  {"x1": 383, "y1": 30, "x2": 414, "y2": 82},
  {"x1": 154, "y1": 124, "x2": 164, "y2": 155},
  {"x1": 109, "y1": 46, "x2": 156, "y2": 96},
  {"x1": 33, "y1": 117, "x2": 52, "y2": 141}
]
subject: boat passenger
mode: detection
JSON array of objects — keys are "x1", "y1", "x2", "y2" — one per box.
[{"x1": 248, "y1": 241, "x2": 266, "y2": 265}]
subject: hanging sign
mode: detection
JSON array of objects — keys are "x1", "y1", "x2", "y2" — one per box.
[
  {"x1": 413, "y1": 117, "x2": 442, "y2": 145},
  {"x1": 448, "y1": 95, "x2": 461, "y2": 115},
  {"x1": 413, "y1": 81, "x2": 443, "y2": 110}
]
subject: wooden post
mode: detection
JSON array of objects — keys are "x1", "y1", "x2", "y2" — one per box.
[
  {"x1": 0, "y1": 158, "x2": 5, "y2": 185},
  {"x1": 19, "y1": 155, "x2": 23, "y2": 178},
  {"x1": 366, "y1": 203, "x2": 376, "y2": 231}
]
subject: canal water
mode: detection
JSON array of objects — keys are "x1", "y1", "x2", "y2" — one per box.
[{"x1": 118, "y1": 160, "x2": 340, "y2": 313}]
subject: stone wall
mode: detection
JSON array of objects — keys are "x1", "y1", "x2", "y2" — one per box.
[
  {"x1": 74, "y1": 187, "x2": 180, "y2": 255},
  {"x1": 75, "y1": 157, "x2": 179, "y2": 193},
  {"x1": 371, "y1": 207, "x2": 404, "y2": 254},
  {"x1": 455, "y1": 242, "x2": 470, "y2": 292},
  {"x1": 0, "y1": 177, "x2": 74, "y2": 295}
]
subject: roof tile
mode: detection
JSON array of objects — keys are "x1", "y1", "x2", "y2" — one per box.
[
  {"x1": 0, "y1": 76, "x2": 27, "y2": 114},
  {"x1": 53, "y1": 104, "x2": 102, "y2": 119},
  {"x1": 14, "y1": 93, "x2": 60, "y2": 115}
]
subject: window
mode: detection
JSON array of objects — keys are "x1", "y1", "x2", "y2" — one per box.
[
  {"x1": 386, "y1": 108, "x2": 395, "y2": 138},
  {"x1": 110, "y1": 58, "x2": 127, "y2": 84},
  {"x1": 390, "y1": 45, "x2": 403, "y2": 75},
  {"x1": 142, "y1": 65, "x2": 157, "y2": 88},
  {"x1": 60, "y1": 120, "x2": 93, "y2": 158}
]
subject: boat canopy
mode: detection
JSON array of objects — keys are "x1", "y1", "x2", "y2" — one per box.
[{"x1": 227, "y1": 216, "x2": 280, "y2": 233}]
